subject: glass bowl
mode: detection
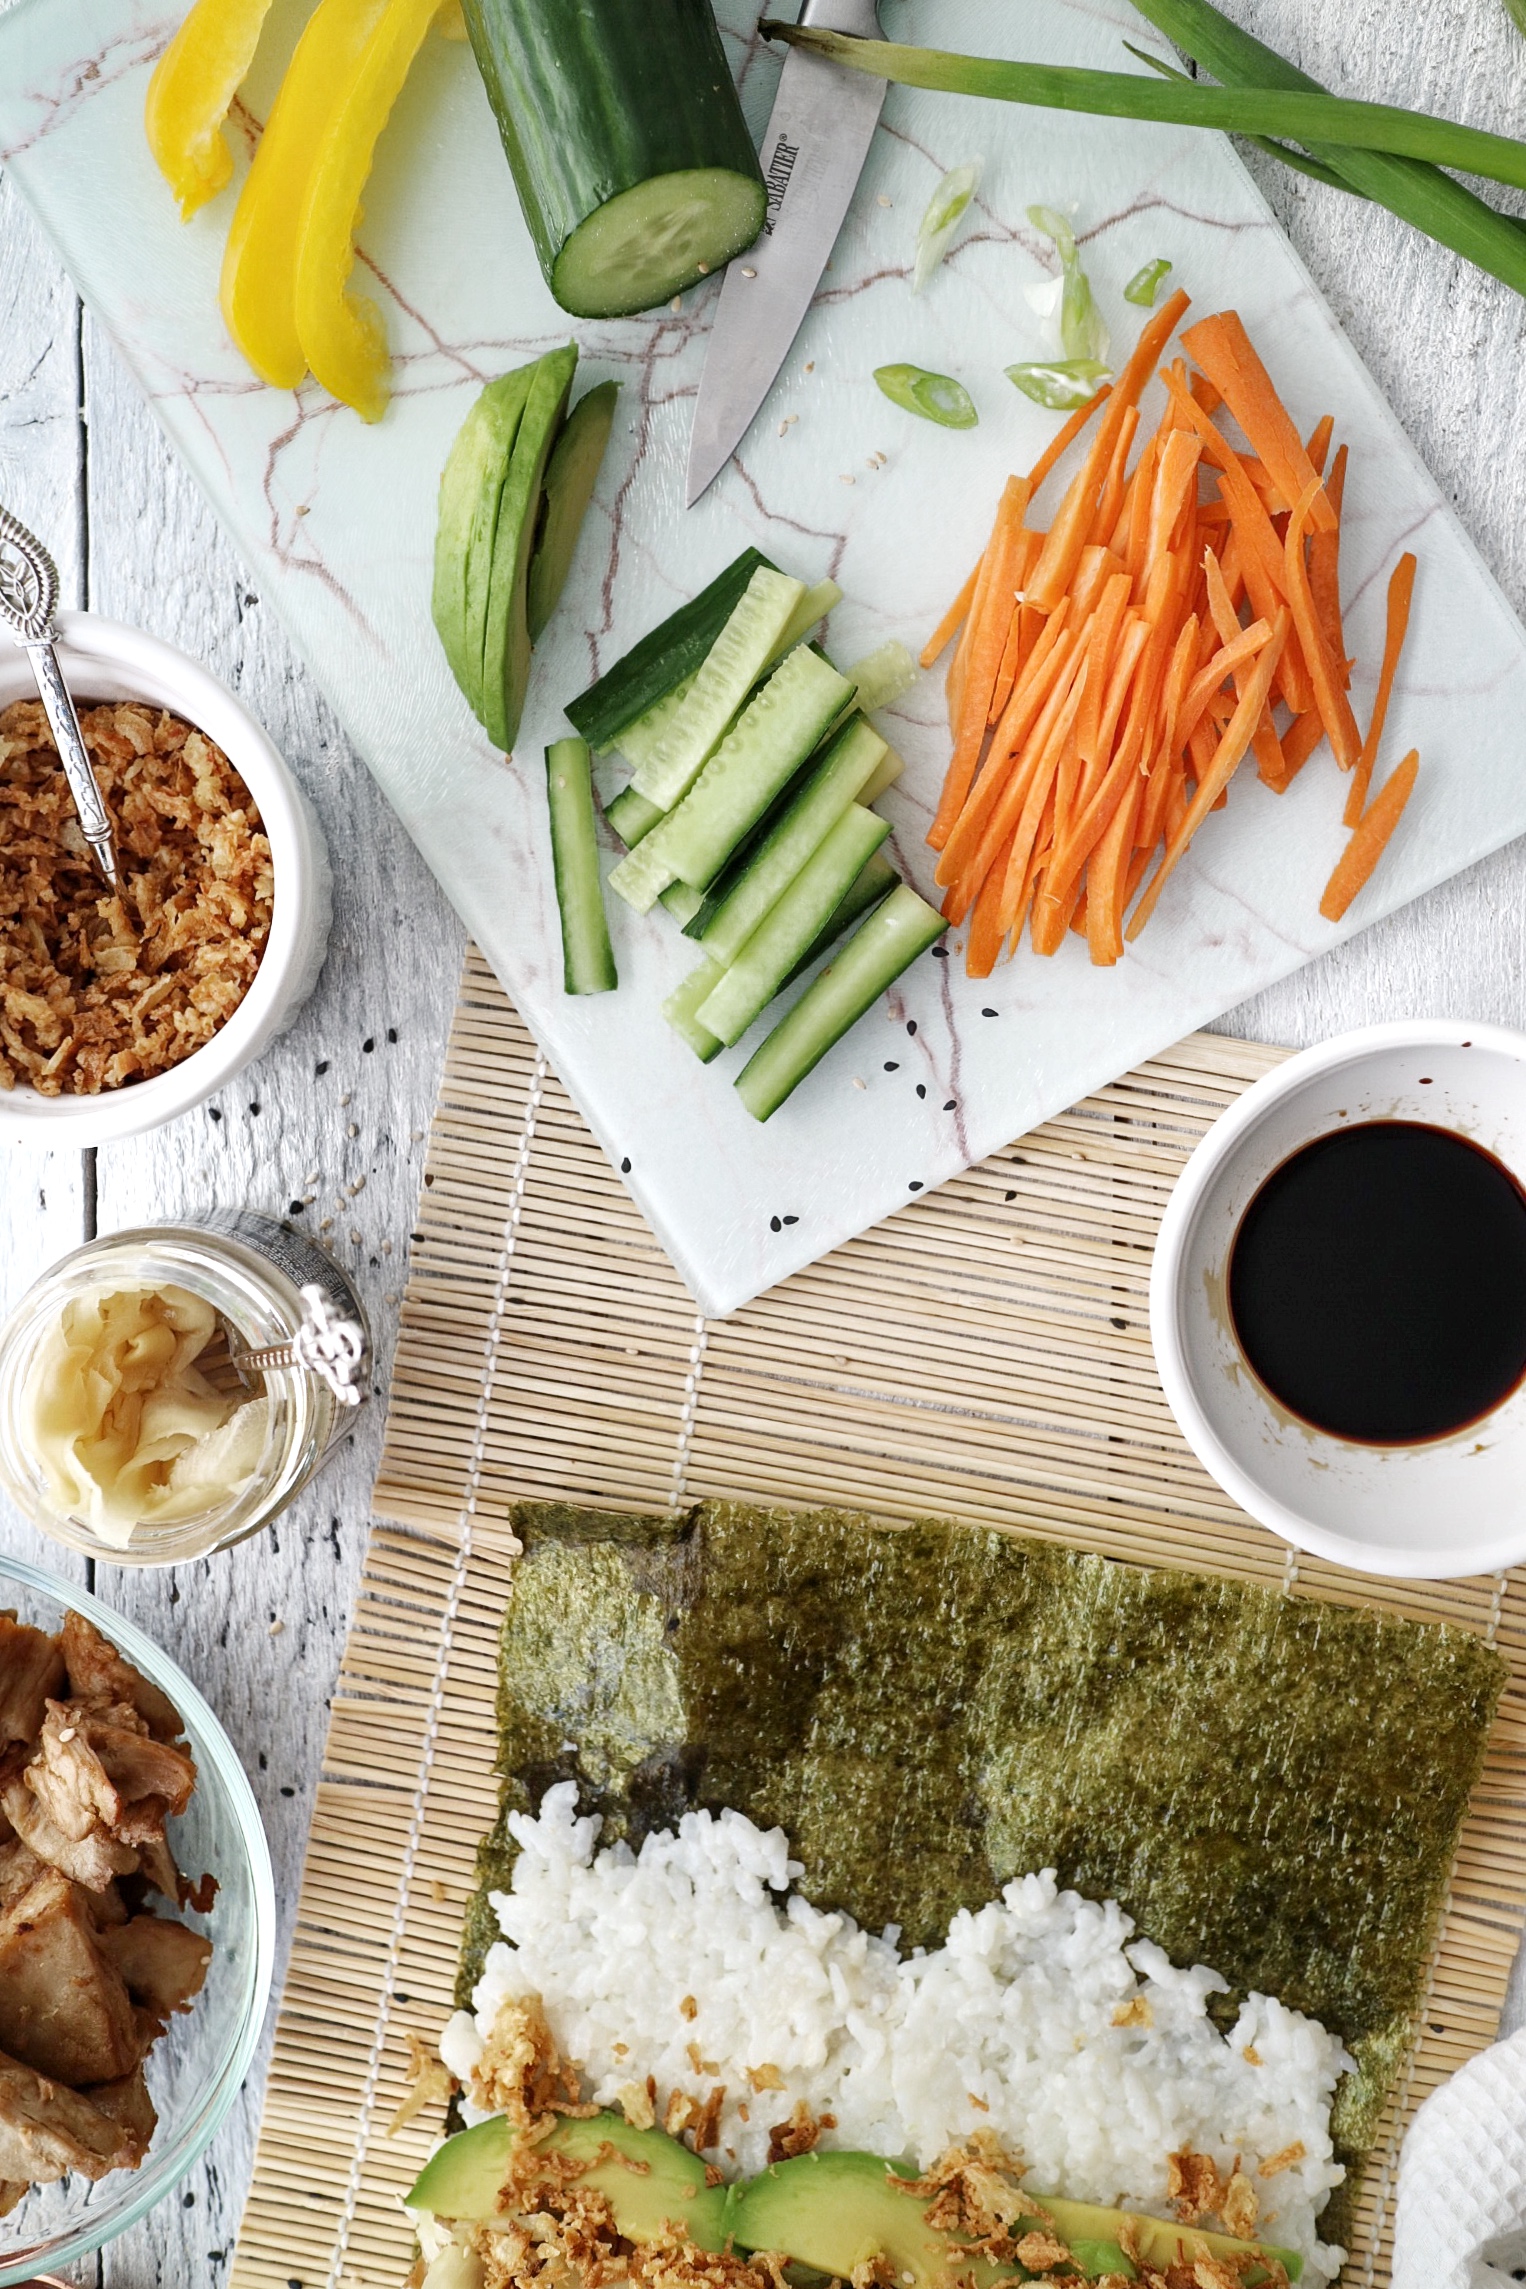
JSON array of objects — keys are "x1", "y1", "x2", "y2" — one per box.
[{"x1": 0, "y1": 1552, "x2": 275, "y2": 2285}]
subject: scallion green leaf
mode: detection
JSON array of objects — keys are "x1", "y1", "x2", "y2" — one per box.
[
  {"x1": 913, "y1": 158, "x2": 984, "y2": 292},
  {"x1": 1005, "y1": 359, "x2": 1112, "y2": 410},
  {"x1": 873, "y1": 364, "x2": 979, "y2": 428},
  {"x1": 1123, "y1": 256, "x2": 1174, "y2": 306},
  {"x1": 1027, "y1": 204, "x2": 1109, "y2": 364}
]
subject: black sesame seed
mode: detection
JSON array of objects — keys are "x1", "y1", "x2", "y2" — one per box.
[
  {"x1": 288, "y1": 1200, "x2": 306, "y2": 1216},
  {"x1": 620, "y1": 1157, "x2": 632, "y2": 1174},
  {"x1": 770, "y1": 1216, "x2": 782, "y2": 1233},
  {"x1": 1110, "y1": 1316, "x2": 1128, "y2": 1330},
  {"x1": 943, "y1": 1099, "x2": 956, "y2": 1112},
  {"x1": 315, "y1": 1060, "x2": 329, "y2": 1075},
  {"x1": 387, "y1": 1027, "x2": 398, "y2": 1043},
  {"x1": 906, "y1": 1020, "x2": 917, "y2": 1036},
  {"x1": 279, "y1": 1786, "x2": 295, "y2": 1798},
  {"x1": 931, "y1": 945, "x2": 949, "y2": 958},
  {"x1": 915, "y1": 1083, "x2": 926, "y2": 1099},
  {"x1": 981, "y1": 1007, "x2": 997, "y2": 1018},
  {"x1": 782, "y1": 1215, "x2": 798, "y2": 1226},
  {"x1": 884, "y1": 1061, "x2": 899, "y2": 1072},
  {"x1": 362, "y1": 1036, "x2": 375, "y2": 1052},
  {"x1": 248, "y1": 1101, "x2": 261, "y2": 1115},
  {"x1": 908, "y1": 1180, "x2": 924, "y2": 1192},
  {"x1": 209, "y1": 1106, "x2": 222, "y2": 1122},
  {"x1": 1005, "y1": 1189, "x2": 1017, "y2": 1201}
]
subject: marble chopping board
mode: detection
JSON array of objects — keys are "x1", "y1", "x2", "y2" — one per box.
[{"x1": 4, "y1": 0, "x2": 1526, "y2": 1316}]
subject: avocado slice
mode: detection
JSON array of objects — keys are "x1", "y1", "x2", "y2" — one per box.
[
  {"x1": 723, "y1": 2150, "x2": 1301, "y2": 2286},
  {"x1": 432, "y1": 364, "x2": 534, "y2": 722},
  {"x1": 407, "y1": 2109, "x2": 729, "y2": 2250},
  {"x1": 479, "y1": 341, "x2": 578, "y2": 750},
  {"x1": 527, "y1": 379, "x2": 619, "y2": 642}
]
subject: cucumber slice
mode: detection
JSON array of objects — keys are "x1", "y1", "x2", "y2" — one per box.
[
  {"x1": 781, "y1": 850, "x2": 900, "y2": 989},
  {"x1": 462, "y1": 0, "x2": 765, "y2": 321},
  {"x1": 606, "y1": 784, "x2": 666, "y2": 847},
  {"x1": 697, "y1": 718, "x2": 887, "y2": 970},
  {"x1": 609, "y1": 647, "x2": 854, "y2": 913},
  {"x1": 567, "y1": 548, "x2": 773, "y2": 748},
  {"x1": 845, "y1": 639, "x2": 918, "y2": 716},
  {"x1": 699, "y1": 806, "x2": 892, "y2": 1047},
  {"x1": 433, "y1": 365, "x2": 534, "y2": 721},
  {"x1": 481, "y1": 342, "x2": 578, "y2": 749},
  {"x1": 857, "y1": 743, "x2": 906, "y2": 808},
  {"x1": 527, "y1": 379, "x2": 619, "y2": 642},
  {"x1": 546, "y1": 738, "x2": 616, "y2": 994},
  {"x1": 736, "y1": 885, "x2": 947, "y2": 1121},
  {"x1": 663, "y1": 959, "x2": 726, "y2": 1062},
  {"x1": 554, "y1": 168, "x2": 766, "y2": 318},
  {"x1": 613, "y1": 673, "x2": 697, "y2": 770},
  {"x1": 633, "y1": 567, "x2": 807, "y2": 810}
]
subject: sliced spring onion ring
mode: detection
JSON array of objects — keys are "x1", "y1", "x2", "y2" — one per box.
[
  {"x1": 1124, "y1": 255, "x2": 1174, "y2": 305},
  {"x1": 1004, "y1": 358, "x2": 1112, "y2": 410},
  {"x1": 1026, "y1": 204, "x2": 1109, "y2": 365},
  {"x1": 873, "y1": 363, "x2": 979, "y2": 428},
  {"x1": 912, "y1": 157, "x2": 984, "y2": 291}
]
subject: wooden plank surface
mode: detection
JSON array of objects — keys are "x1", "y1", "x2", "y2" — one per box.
[{"x1": 7, "y1": 1, "x2": 1526, "y2": 2275}]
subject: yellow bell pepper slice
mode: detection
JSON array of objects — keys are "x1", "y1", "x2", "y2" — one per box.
[
  {"x1": 145, "y1": 0, "x2": 276, "y2": 220},
  {"x1": 293, "y1": 0, "x2": 448, "y2": 423},
  {"x1": 220, "y1": 0, "x2": 389, "y2": 388}
]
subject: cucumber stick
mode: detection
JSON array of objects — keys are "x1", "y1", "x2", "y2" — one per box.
[
  {"x1": 659, "y1": 881, "x2": 706, "y2": 926},
  {"x1": 858, "y1": 743, "x2": 905, "y2": 808},
  {"x1": 736, "y1": 885, "x2": 947, "y2": 1121},
  {"x1": 461, "y1": 0, "x2": 765, "y2": 320},
  {"x1": 782, "y1": 850, "x2": 900, "y2": 988},
  {"x1": 612, "y1": 673, "x2": 696, "y2": 770},
  {"x1": 769, "y1": 580, "x2": 842, "y2": 664},
  {"x1": 698, "y1": 806, "x2": 892, "y2": 1047},
  {"x1": 697, "y1": 718, "x2": 888, "y2": 969},
  {"x1": 633, "y1": 567, "x2": 807, "y2": 809},
  {"x1": 609, "y1": 647, "x2": 854, "y2": 913},
  {"x1": 568, "y1": 548, "x2": 774, "y2": 749},
  {"x1": 663, "y1": 959, "x2": 725, "y2": 1062},
  {"x1": 846, "y1": 639, "x2": 918, "y2": 716},
  {"x1": 606, "y1": 783, "x2": 666, "y2": 846},
  {"x1": 545, "y1": 738, "x2": 616, "y2": 994}
]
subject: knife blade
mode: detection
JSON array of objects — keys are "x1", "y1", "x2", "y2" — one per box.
[{"x1": 685, "y1": 0, "x2": 887, "y2": 509}]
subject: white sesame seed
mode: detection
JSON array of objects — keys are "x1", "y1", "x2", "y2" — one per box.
[
  {"x1": 741, "y1": 266, "x2": 757, "y2": 279},
  {"x1": 269, "y1": 1619, "x2": 285, "y2": 1638},
  {"x1": 852, "y1": 1077, "x2": 867, "y2": 1090},
  {"x1": 670, "y1": 297, "x2": 682, "y2": 313},
  {"x1": 877, "y1": 193, "x2": 893, "y2": 208}
]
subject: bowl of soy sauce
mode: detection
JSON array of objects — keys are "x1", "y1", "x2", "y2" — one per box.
[{"x1": 1150, "y1": 1020, "x2": 1526, "y2": 1580}]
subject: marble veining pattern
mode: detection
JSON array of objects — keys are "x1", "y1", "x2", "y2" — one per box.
[{"x1": 3, "y1": 0, "x2": 1526, "y2": 1313}]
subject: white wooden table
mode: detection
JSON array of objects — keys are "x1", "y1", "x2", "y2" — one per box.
[{"x1": 5, "y1": 3, "x2": 1526, "y2": 2275}]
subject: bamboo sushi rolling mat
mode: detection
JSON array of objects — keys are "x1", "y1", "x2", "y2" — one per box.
[{"x1": 230, "y1": 945, "x2": 1526, "y2": 2289}]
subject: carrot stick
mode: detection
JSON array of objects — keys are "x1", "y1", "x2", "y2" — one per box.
[
  {"x1": 921, "y1": 557, "x2": 980, "y2": 668},
  {"x1": 1309, "y1": 443, "x2": 1350, "y2": 693},
  {"x1": 1189, "y1": 371, "x2": 1222, "y2": 418},
  {"x1": 1026, "y1": 380, "x2": 1114, "y2": 496},
  {"x1": 966, "y1": 828, "x2": 1017, "y2": 977},
  {"x1": 1088, "y1": 769, "x2": 1144, "y2": 966},
  {"x1": 1344, "y1": 550, "x2": 1417, "y2": 828},
  {"x1": 989, "y1": 531, "x2": 1043, "y2": 722},
  {"x1": 1088, "y1": 405, "x2": 1140, "y2": 547},
  {"x1": 1265, "y1": 709, "x2": 1325, "y2": 791},
  {"x1": 1046, "y1": 706, "x2": 1149, "y2": 916},
  {"x1": 1177, "y1": 619, "x2": 1273, "y2": 749},
  {"x1": 1126, "y1": 610, "x2": 1289, "y2": 939},
  {"x1": 935, "y1": 611, "x2": 1078, "y2": 888},
  {"x1": 1284, "y1": 481, "x2": 1361, "y2": 771},
  {"x1": 946, "y1": 618, "x2": 971, "y2": 734},
  {"x1": 928, "y1": 476, "x2": 1030, "y2": 847},
  {"x1": 1305, "y1": 413, "x2": 1334, "y2": 478},
  {"x1": 1076, "y1": 573, "x2": 1133, "y2": 771},
  {"x1": 1027, "y1": 288, "x2": 1191, "y2": 615},
  {"x1": 1321, "y1": 751, "x2": 1419, "y2": 921},
  {"x1": 1146, "y1": 431, "x2": 1204, "y2": 568},
  {"x1": 1121, "y1": 434, "x2": 1161, "y2": 591},
  {"x1": 1183, "y1": 310, "x2": 1335, "y2": 534},
  {"x1": 997, "y1": 665, "x2": 1089, "y2": 936}
]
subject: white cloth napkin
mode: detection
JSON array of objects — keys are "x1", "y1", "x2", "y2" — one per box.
[{"x1": 1393, "y1": 2026, "x2": 1526, "y2": 2289}]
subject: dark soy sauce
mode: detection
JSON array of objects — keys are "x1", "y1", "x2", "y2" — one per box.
[{"x1": 1227, "y1": 1120, "x2": 1526, "y2": 1444}]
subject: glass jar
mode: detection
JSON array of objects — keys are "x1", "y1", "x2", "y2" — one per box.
[{"x1": 0, "y1": 1213, "x2": 369, "y2": 1566}]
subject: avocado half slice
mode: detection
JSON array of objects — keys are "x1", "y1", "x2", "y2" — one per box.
[
  {"x1": 432, "y1": 362, "x2": 536, "y2": 726},
  {"x1": 528, "y1": 378, "x2": 620, "y2": 642},
  {"x1": 408, "y1": 2110, "x2": 729, "y2": 2250},
  {"x1": 723, "y1": 2150, "x2": 1303, "y2": 2286}
]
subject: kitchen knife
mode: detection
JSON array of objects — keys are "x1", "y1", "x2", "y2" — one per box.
[{"x1": 685, "y1": 0, "x2": 887, "y2": 508}]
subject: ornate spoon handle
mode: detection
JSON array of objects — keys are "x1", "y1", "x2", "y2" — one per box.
[{"x1": 25, "y1": 638, "x2": 120, "y2": 888}]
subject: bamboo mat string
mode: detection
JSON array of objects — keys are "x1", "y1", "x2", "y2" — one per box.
[
  {"x1": 228, "y1": 949, "x2": 1526, "y2": 2289},
  {"x1": 323, "y1": 1048, "x2": 546, "y2": 2289}
]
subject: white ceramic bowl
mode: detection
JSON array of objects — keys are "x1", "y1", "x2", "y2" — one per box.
[
  {"x1": 1150, "y1": 1020, "x2": 1526, "y2": 1580},
  {"x1": 0, "y1": 612, "x2": 331, "y2": 1146}
]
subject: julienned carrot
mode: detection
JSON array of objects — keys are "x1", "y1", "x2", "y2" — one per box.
[
  {"x1": 920, "y1": 302, "x2": 1421, "y2": 975},
  {"x1": 921, "y1": 558, "x2": 980, "y2": 668},
  {"x1": 1322, "y1": 750, "x2": 1419, "y2": 920},
  {"x1": 1344, "y1": 550, "x2": 1417, "y2": 826},
  {"x1": 1026, "y1": 381, "x2": 1113, "y2": 495},
  {"x1": 1284, "y1": 482, "x2": 1361, "y2": 771},
  {"x1": 1182, "y1": 310, "x2": 1335, "y2": 534}
]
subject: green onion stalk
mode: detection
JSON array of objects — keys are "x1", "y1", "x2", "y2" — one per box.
[{"x1": 760, "y1": 7, "x2": 1526, "y2": 300}]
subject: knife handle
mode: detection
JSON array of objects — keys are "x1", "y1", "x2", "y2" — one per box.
[{"x1": 797, "y1": 0, "x2": 882, "y2": 37}]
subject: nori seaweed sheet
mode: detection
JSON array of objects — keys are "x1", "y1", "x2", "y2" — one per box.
[{"x1": 461, "y1": 1500, "x2": 1506, "y2": 2240}]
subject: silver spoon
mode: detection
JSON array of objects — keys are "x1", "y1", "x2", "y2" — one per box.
[{"x1": 0, "y1": 504, "x2": 120, "y2": 889}]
